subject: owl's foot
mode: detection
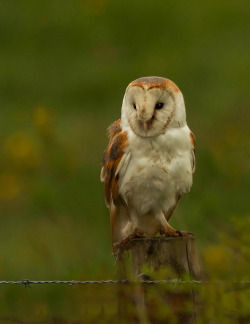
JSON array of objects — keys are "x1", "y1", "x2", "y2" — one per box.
[
  {"x1": 160, "y1": 227, "x2": 193, "y2": 237},
  {"x1": 118, "y1": 229, "x2": 146, "y2": 249},
  {"x1": 132, "y1": 228, "x2": 147, "y2": 239},
  {"x1": 114, "y1": 229, "x2": 146, "y2": 262},
  {"x1": 176, "y1": 231, "x2": 194, "y2": 237},
  {"x1": 160, "y1": 227, "x2": 179, "y2": 237}
]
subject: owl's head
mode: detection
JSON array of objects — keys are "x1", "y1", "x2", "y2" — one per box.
[{"x1": 121, "y1": 76, "x2": 186, "y2": 137}]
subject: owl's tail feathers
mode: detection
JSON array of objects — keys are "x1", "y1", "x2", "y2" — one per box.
[{"x1": 109, "y1": 202, "x2": 130, "y2": 254}]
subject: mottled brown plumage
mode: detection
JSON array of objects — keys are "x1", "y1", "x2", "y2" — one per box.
[{"x1": 101, "y1": 120, "x2": 128, "y2": 206}]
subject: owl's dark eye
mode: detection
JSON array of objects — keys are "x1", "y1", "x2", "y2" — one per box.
[
  {"x1": 133, "y1": 104, "x2": 137, "y2": 110},
  {"x1": 155, "y1": 103, "x2": 164, "y2": 109}
]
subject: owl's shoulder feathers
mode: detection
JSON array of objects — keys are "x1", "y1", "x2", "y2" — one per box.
[{"x1": 107, "y1": 119, "x2": 122, "y2": 139}]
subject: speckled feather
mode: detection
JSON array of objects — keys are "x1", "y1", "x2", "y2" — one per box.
[{"x1": 101, "y1": 120, "x2": 128, "y2": 206}]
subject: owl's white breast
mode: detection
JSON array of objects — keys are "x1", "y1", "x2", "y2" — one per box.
[{"x1": 119, "y1": 124, "x2": 193, "y2": 215}]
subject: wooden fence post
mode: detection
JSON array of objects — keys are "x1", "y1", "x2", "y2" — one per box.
[{"x1": 117, "y1": 235, "x2": 200, "y2": 323}]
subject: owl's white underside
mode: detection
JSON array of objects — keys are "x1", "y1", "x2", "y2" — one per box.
[{"x1": 118, "y1": 124, "x2": 193, "y2": 238}]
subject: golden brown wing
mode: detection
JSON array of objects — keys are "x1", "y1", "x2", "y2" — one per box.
[
  {"x1": 101, "y1": 120, "x2": 128, "y2": 206},
  {"x1": 100, "y1": 119, "x2": 121, "y2": 184},
  {"x1": 101, "y1": 120, "x2": 130, "y2": 248}
]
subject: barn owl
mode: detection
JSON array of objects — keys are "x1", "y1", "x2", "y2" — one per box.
[{"x1": 101, "y1": 77, "x2": 195, "y2": 253}]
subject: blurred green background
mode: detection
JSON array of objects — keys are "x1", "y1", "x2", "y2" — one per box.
[{"x1": 0, "y1": 0, "x2": 249, "y2": 322}]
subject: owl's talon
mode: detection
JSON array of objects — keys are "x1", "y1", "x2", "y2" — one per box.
[
  {"x1": 176, "y1": 231, "x2": 193, "y2": 237},
  {"x1": 179, "y1": 231, "x2": 193, "y2": 237},
  {"x1": 114, "y1": 229, "x2": 147, "y2": 260},
  {"x1": 132, "y1": 228, "x2": 146, "y2": 239},
  {"x1": 160, "y1": 227, "x2": 193, "y2": 238},
  {"x1": 161, "y1": 227, "x2": 179, "y2": 237}
]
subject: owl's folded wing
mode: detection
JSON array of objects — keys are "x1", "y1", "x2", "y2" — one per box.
[
  {"x1": 101, "y1": 120, "x2": 130, "y2": 207},
  {"x1": 190, "y1": 131, "x2": 196, "y2": 173}
]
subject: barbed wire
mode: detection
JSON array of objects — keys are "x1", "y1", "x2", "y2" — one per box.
[
  {"x1": 0, "y1": 279, "x2": 201, "y2": 288},
  {"x1": 0, "y1": 279, "x2": 130, "y2": 288},
  {"x1": 0, "y1": 279, "x2": 249, "y2": 289}
]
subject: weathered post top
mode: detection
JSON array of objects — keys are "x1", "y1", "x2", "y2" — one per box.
[{"x1": 126, "y1": 236, "x2": 200, "y2": 279}]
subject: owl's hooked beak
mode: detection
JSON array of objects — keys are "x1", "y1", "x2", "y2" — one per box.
[
  {"x1": 137, "y1": 105, "x2": 154, "y2": 133},
  {"x1": 142, "y1": 118, "x2": 154, "y2": 132}
]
